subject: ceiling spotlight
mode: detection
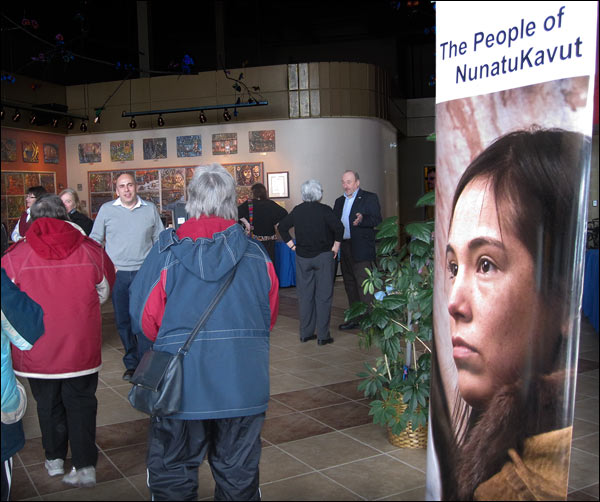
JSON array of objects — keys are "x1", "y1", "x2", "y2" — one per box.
[
  {"x1": 12, "y1": 109, "x2": 21, "y2": 122},
  {"x1": 29, "y1": 113, "x2": 37, "y2": 125},
  {"x1": 51, "y1": 117, "x2": 59, "y2": 128},
  {"x1": 199, "y1": 111, "x2": 207, "y2": 123},
  {"x1": 129, "y1": 117, "x2": 137, "y2": 129},
  {"x1": 80, "y1": 121, "x2": 88, "y2": 132},
  {"x1": 157, "y1": 114, "x2": 165, "y2": 127},
  {"x1": 94, "y1": 114, "x2": 101, "y2": 124},
  {"x1": 223, "y1": 109, "x2": 231, "y2": 121},
  {"x1": 66, "y1": 118, "x2": 74, "y2": 130},
  {"x1": 1, "y1": 107, "x2": 4, "y2": 120}
]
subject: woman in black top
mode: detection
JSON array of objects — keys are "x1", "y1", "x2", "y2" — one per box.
[
  {"x1": 278, "y1": 179, "x2": 343, "y2": 345},
  {"x1": 238, "y1": 183, "x2": 288, "y2": 264},
  {"x1": 59, "y1": 188, "x2": 94, "y2": 235}
]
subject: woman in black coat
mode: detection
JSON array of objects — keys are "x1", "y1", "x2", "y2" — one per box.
[{"x1": 59, "y1": 188, "x2": 94, "y2": 235}]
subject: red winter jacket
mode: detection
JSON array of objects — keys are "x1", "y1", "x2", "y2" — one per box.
[{"x1": 1, "y1": 218, "x2": 115, "y2": 378}]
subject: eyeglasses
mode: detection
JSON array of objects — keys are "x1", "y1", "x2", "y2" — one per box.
[{"x1": 26, "y1": 195, "x2": 37, "y2": 199}]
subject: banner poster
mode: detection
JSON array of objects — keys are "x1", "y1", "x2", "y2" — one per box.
[{"x1": 427, "y1": 2, "x2": 598, "y2": 500}]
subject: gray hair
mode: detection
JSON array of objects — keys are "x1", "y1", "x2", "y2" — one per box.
[
  {"x1": 59, "y1": 187, "x2": 82, "y2": 211},
  {"x1": 186, "y1": 163, "x2": 237, "y2": 220},
  {"x1": 30, "y1": 194, "x2": 69, "y2": 221},
  {"x1": 343, "y1": 170, "x2": 360, "y2": 181},
  {"x1": 301, "y1": 179, "x2": 323, "y2": 202}
]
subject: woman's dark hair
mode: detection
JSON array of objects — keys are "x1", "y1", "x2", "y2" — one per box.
[
  {"x1": 251, "y1": 183, "x2": 268, "y2": 200},
  {"x1": 436, "y1": 128, "x2": 590, "y2": 500},
  {"x1": 30, "y1": 194, "x2": 69, "y2": 221},
  {"x1": 28, "y1": 185, "x2": 47, "y2": 199}
]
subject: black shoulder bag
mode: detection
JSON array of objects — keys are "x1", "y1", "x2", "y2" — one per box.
[{"x1": 128, "y1": 266, "x2": 237, "y2": 417}]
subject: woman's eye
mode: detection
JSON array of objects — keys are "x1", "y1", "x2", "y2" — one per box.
[
  {"x1": 447, "y1": 262, "x2": 458, "y2": 278},
  {"x1": 477, "y1": 258, "x2": 496, "y2": 274}
]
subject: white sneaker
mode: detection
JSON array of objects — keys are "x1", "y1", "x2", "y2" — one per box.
[
  {"x1": 62, "y1": 466, "x2": 96, "y2": 488},
  {"x1": 44, "y1": 458, "x2": 65, "y2": 477}
]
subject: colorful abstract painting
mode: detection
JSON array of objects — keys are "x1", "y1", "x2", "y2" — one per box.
[
  {"x1": 40, "y1": 174, "x2": 56, "y2": 193},
  {"x1": 43, "y1": 144, "x2": 59, "y2": 164},
  {"x1": 135, "y1": 170, "x2": 160, "y2": 192},
  {"x1": 143, "y1": 138, "x2": 167, "y2": 160},
  {"x1": 89, "y1": 172, "x2": 113, "y2": 193},
  {"x1": 176, "y1": 135, "x2": 202, "y2": 157},
  {"x1": 1, "y1": 138, "x2": 17, "y2": 161},
  {"x1": 110, "y1": 140, "x2": 134, "y2": 162},
  {"x1": 22, "y1": 141, "x2": 39, "y2": 163},
  {"x1": 212, "y1": 133, "x2": 237, "y2": 155},
  {"x1": 249, "y1": 130, "x2": 276, "y2": 152},
  {"x1": 78, "y1": 143, "x2": 102, "y2": 163}
]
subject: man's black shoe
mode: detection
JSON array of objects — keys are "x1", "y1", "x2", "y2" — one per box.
[
  {"x1": 122, "y1": 369, "x2": 135, "y2": 382},
  {"x1": 300, "y1": 335, "x2": 317, "y2": 343},
  {"x1": 338, "y1": 321, "x2": 359, "y2": 330},
  {"x1": 318, "y1": 337, "x2": 334, "y2": 346}
]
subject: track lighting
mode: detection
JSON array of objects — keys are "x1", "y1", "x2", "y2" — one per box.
[
  {"x1": 1, "y1": 108, "x2": 4, "y2": 120},
  {"x1": 94, "y1": 114, "x2": 101, "y2": 124},
  {"x1": 67, "y1": 118, "x2": 74, "y2": 130},
  {"x1": 80, "y1": 121, "x2": 88, "y2": 132},
  {"x1": 129, "y1": 117, "x2": 137, "y2": 129},
  {"x1": 199, "y1": 111, "x2": 207, "y2": 123},
  {"x1": 223, "y1": 109, "x2": 231, "y2": 121},
  {"x1": 29, "y1": 113, "x2": 37, "y2": 125},
  {"x1": 51, "y1": 117, "x2": 59, "y2": 128},
  {"x1": 157, "y1": 114, "x2": 165, "y2": 127},
  {"x1": 12, "y1": 109, "x2": 21, "y2": 122}
]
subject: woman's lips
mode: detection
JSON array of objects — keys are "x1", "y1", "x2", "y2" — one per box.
[{"x1": 452, "y1": 336, "x2": 478, "y2": 359}]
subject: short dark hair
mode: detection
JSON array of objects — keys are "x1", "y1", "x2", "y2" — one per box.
[
  {"x1": 251, "y1": 183, "x2": 268, "y2": 200},
  {"x1": 27, "y1": 186, "x2": 47, "y2": 199},
  {"x1": 30, "y1": 194, "x2": 69, "y2": 221}
]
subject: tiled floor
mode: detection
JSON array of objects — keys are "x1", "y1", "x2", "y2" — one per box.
[{"x1": 10, "y1": 279, "x2": 599, "y2": 501}]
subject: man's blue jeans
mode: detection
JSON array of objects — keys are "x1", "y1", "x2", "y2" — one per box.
[{"x1": 112, "y1": 270, "x2": 152, "y2": 371}]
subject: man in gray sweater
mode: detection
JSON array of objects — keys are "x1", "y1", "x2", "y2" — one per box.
[{"x1": 90, "y1": 172, "x2": 164, "y2": 381}]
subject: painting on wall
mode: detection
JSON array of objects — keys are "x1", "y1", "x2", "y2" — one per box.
[
  {"x1": 176, "y1": 135, "x2": 202, "y2": 157},
  {"x1": 143, "y1": 138, "x2": 167, "y2": 160},
  {"x1": 43, "y1": 144, "x2": 59, "y2": 164},
  {"x1": 236, "y1": 186, "x2": 252, "y2": 205},
  {"x1": 110, "y1": 140, "x2": 134, "y2": 162},
  {"x1": 249, "y1": 130, "x2": 276, "y2": 153},
  {"x1": 212, "y1": 133, "x2": 237, "y2": 155},
  {"x1": 5, "y1": 173, "x2": 24, "y2": 195},
  {"x1": 232, "y1": 162, "x2": 263, "y2": 187},
  {"x1": 40, "y1": 174, "x2": 56, "y2": 193},
  {"x1": 135, "y1": 170, "x2": 160, "y2": 192},
  {"x1": 22, "y1": 141, "x2": 39, "y2": 163},
  {"x1": 1, "y1": 138, "x2": 17, "y2": 161},
  {"x1": 7, "y1": 196, "x2": 25, "y2": 219},
  {"x1": 89, "y1": 172, "x2": 113, "y2": 193},
  {"x1": 24, "y1": 173, "x2": 40, "y2": 189},
  {"x1": 90, "y1": 194, "x2": 114, "y2": 215},
  {"x1": 78, "y1": 143, "x2": 102, "y2": 163},
  {"x1": 160, "y1": 168, "x2": 185, "y2": 191}
]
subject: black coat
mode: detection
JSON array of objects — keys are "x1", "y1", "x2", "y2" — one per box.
[
  {"x1": 69, "y1": 210, "x2": 94, "y2": 236},
  {"x1": 333, "y1": 188, "x2": 382, "y2": 262}
]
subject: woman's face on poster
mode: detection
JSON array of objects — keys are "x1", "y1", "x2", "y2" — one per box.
[{"x1": 445, "y1": 177, "x2": 546, "y2": 409}]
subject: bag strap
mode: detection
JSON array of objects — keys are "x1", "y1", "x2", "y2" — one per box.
[{"x1": 178, "y1": 265, "x2": 238, "y2": 356}]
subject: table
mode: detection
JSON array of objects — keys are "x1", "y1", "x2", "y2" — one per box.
[
  {"x1": 582, "y1": 249, "x2": 599, "y2": 333},
  {"x1": 275, "y1": 241, "x2": 296, "y2": 287}
]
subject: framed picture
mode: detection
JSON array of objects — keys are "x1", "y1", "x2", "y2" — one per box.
[{"x1": 267, "y1": 171, "x2": 289, "y2": 198}]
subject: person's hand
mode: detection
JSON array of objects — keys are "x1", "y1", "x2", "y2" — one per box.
[
  {"x1": 332, "y1": 241, "x2": 340, "y2": 259},
  {"x1": 352, "y1": 213, "x2": 363, "y2": 226}
]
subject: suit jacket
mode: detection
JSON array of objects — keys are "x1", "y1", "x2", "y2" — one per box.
[{"x1": 333, "y1": 188, "x2": 382, "y2": 262}]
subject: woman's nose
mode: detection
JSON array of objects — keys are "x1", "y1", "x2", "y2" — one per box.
[{"x1": 448, "y1": 272, "x2": 472, "y2": 322}]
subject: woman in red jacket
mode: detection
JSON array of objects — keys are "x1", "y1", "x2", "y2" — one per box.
[{"x1": 1, "y1": 194, "x2": 115, "y2": 489}]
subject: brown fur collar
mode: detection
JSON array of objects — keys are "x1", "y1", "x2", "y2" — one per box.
[{"x1": 453, "y1": 371, "x2": 570, "y2": 501}]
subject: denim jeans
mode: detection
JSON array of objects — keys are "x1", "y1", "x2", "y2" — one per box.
[{"x1": 112, "y1": 270, "x2": 152, "y2": 370}]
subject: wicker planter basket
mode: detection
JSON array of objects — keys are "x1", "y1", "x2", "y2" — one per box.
[{"x1": 386, "y1": 395, "x2": 428, "y2": 449}]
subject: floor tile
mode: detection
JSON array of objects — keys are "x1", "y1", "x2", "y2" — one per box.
[
  {"x1": 305, "y1": 401, "x2": 371, "y2": 430},
  {"x1": 270, "y1": 355, "x2": 330, "y2": 373},
  {"x1": 260, "y1": 472, "x2": 362, "y2": 501},
  {"x1": 387, "y1": 447, "x2": 428, "y2": 472},
  {"x1": 95, "y1": 418, "x2": 150, "y2": 450},
  {"x1": 323, "y1": 380, "x2": 365, "y2": 401},
  {"x1": 103, "y1": 444, "x2": 148, "y2": 477},
  {"x1": 259, "y1": 446, "x2": 313, "y2": 483},
  {"x1": 261, "y1": 413, "x2": 334, "y2": 445},
  {"x1": 270, "y1": 373, "x2": 315, "y2": 395},
  {"x1": 378, "y1": 485, "x2": 427, "y2": 501},
  {"x1": 342, "y1": 423, "x2": 401, "y2": 453},
  {"x1": 569, "y1": 448, "x2": 600, "y2": 491},
  {"x1": 277, "y1": 431, "x2": 380, "y2": 470},
  {"x1": 290, "y1": 366, "x2": 361, "y2": 386},
  {"x1": 10, "y1": 466, "x2": 38, "y2": 500},
  {"x1": 574, "y1": 398, "x2": 600, "y2": 424},
  {"x1": 266, "y1": 398, "x2": 296, "y2": 418},
  {"x1": 41, "y1": 478, "x2": 143, "y2": 501},
  {"x1": 273, "y1": 387, "x2": 350, "y2": 411}
]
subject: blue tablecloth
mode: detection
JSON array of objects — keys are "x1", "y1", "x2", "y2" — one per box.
[
  {"x1": 582, "y1": 249, "x2": 599, "y2": 333},
  {"x1": 275, "y1": 241, "x2": 296, "y2": 287}
]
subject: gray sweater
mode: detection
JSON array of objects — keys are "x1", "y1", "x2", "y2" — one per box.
[{"x1": 90, "y1": 197, "x2": 164, "y2": 271}]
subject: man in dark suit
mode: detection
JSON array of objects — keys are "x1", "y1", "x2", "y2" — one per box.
[{"x1": 333, "y1": 170, "x2": 382, "y2": 330}]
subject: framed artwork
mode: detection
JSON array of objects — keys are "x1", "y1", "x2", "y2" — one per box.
[
  {"x1": 249, "y1": 130, "x2": 276, "y2": 153},
  {"x1": 78, "y1": 143, "x2": 102, "y2": 163},
  {"x1": 229, "y1": 162, "x2": 263, "y2": 187},
  {"x1": 5, "y1": 173, "x2": 25, "y2": 195},
  {"x1": 236, "y1": 186, "x2": 252, "y2": 205},
  {"x1": 110, "y1": 140, "x2": 134, "y2": 162},
  {"x1": 90, "y1": 194, "x2": 114, "y2": 214},
  {"x1": 40, "y1": 174, "x2": 55, "y2": 193},
  {"x1": 22, "y1": 141, "x2": 39, "y2": 163},
  {"x1": 1, "y1": 138, "x2": 17, "y2": 161},
  {"x1": 89, "y1": 172, "x2": 113, "y2": 193},
  {"x1": 43, "y1": 144, "x2": 59, "y2": 164},
  {"x1": 212, "y1": 133, "x2": 237, "y2": 155},
  {"x1": 143, "y1": 138, "x2": 167, "y2": 160},
  {"x1": 160, "y1": 168, "x2": 185, "y2": 190},
  {"x1": 24, "y1": 173, "x2": 40, "y2": 189},
  {"x1": 176, "y1": 135, "x2": 202, "y2": 157},
  {"x1": 267, "y1": 171, "x2": 289, "y2": 198},
  {"x1": 135, "y1": 170, "x2": 160, "y2": 192}
]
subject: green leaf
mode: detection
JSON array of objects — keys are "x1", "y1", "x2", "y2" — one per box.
[
  {"x1": 416, "y1": 190, "x2": 435, "y2": 207},
  {"x1": 405, "y1": 222, "x2": 432, "y2": 244}
]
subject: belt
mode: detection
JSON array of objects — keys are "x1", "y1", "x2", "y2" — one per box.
[{"x1": 255, "y1": 234, "x2": 278, "y2": 242}]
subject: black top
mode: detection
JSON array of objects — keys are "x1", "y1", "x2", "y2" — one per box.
[
  {"x1": 278, "y1": 201, "x2": 344, "y2": 258},
  {"x1": 238, "y1": 199, "x2": 288, "y2": 236},
  {"x1": 69, "y1": 210, "x2": 94, "y2": 236}
]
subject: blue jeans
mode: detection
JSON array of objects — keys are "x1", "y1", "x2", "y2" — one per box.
[{"x1": 112, "y1": 270, "x2": 152, "y2": 370}]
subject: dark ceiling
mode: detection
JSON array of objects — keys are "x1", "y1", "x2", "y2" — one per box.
[{"x1": 1, "y1": 0, "x2": 436, "y2": 98}]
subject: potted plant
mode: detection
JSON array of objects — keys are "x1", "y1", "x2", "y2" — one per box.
[{"x1": 345, "y1": 190, "x2": 435, "y2": 447}]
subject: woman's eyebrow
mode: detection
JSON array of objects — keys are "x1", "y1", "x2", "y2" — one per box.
[{"x1": 468, "y1": 237, "x2": 505, "y2": 251}]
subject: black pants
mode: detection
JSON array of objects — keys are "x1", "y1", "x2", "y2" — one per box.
[
  {"x1": 28, "y1": 373, "x2": 98, "y2": 469},
  {"x1": 340, "y1": 240, "x2": 373, "y2": 306},
  {"x1": 147, "y1": 413, "x2": 265, "y2": 501}
]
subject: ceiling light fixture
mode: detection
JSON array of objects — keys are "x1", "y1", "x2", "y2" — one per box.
[
  {"x1": 29, "y1": 113, "x2": 37, "y2": 125},
  {"x1": 80, "y1": 121, "x2": 88, "y2": 132},
  {"x1": 129, "y1": 117, "x2": 137, "y2": 129},
  {"x1": 12, "y1": 109, "x2": 21, "y2": 122},
  {"x1": 51, "y1": 117, "x2": 59, "y2": 128},
  {"x1": 157, "y1": 114, "x2": 165, "y2": 127},
  {"x1": 1, "y1": 107, "x2": 4, "y2": 120},
  {"x1": 199, "y1": 111, "x2": 207, "y2": 123},
  {"x1": 223, "y1": 109, "x2": 231, "y2": 121},
  {"x1": 93, "y1": 111, "x2": 101, "y2": 124},
  {"x1": 66, "y1": 118, "x2": 74, "y2": 130}
]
